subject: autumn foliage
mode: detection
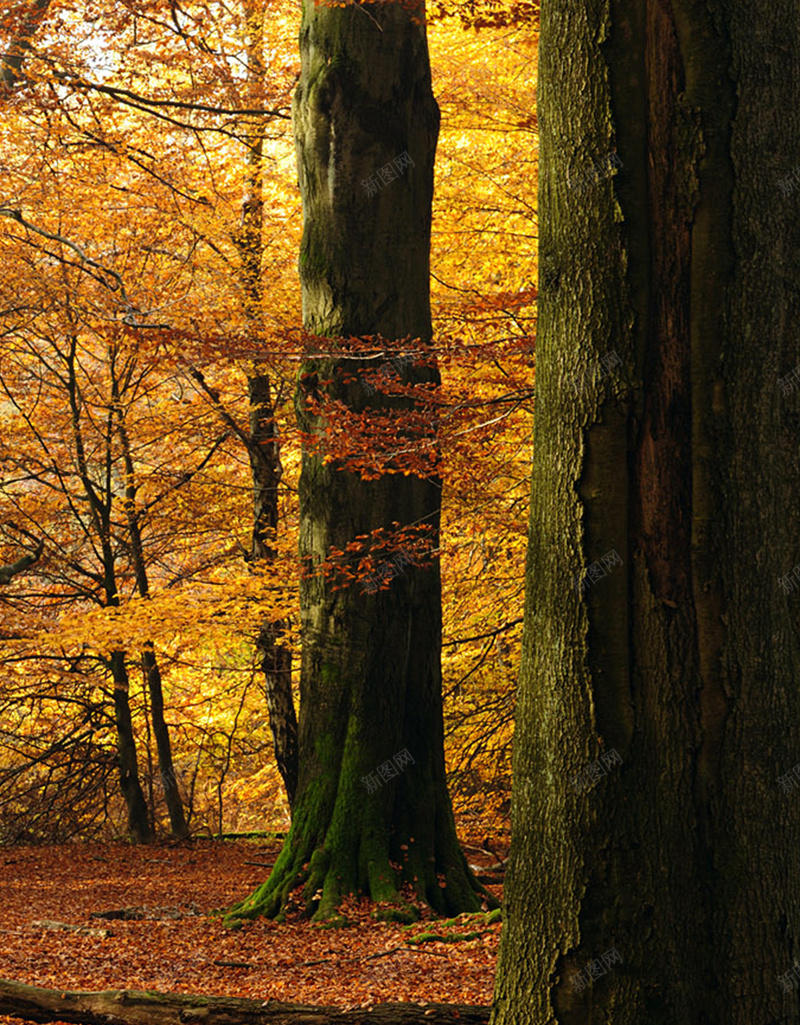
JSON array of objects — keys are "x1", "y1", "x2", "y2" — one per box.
[{"x1": 0, "y1": 0, "x2": 537, "y2": 844}]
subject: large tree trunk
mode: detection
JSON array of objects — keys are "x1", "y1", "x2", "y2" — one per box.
[
  {"x1": 492, "y1": 1, "x2": 800, "y2": 1023},
  {"x1": 226, "y1": 0, "x2": 489, "y2": 924},
  {"x1": 0, "y1": 978, "x2": 489, "y2": 1025}
]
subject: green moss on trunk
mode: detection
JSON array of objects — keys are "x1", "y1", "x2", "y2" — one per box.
[{"x1": 226, "y1": 0, "x2": 492, "y2": 930}]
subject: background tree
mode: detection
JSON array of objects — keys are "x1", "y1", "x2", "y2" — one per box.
[
  {"x1": 226, "y1": 0, "x2": 494, "y2": 923},
  {"x1": 491, "y1": 0, "x2": 800, "y2": 1022},
  {"x1": 231, "y1": 0, "x2": 297, "y2": 809}
]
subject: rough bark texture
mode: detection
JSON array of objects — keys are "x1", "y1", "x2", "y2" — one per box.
[
  {"x1": 226, "y1": 0, "x2": 489, "y2": 923},
  {"x1": 491, "y1": 1, "x2": 800, "y2": 1023},
  {"x1": 0, "y1": 979, "x2": 489, "y2": 1025}
]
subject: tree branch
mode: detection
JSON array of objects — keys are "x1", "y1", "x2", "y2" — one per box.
[{"x1": 0, "y1": 541, "x2": 43, "y2": 586}]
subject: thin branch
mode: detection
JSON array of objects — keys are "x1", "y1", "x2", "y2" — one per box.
[{"x1": 53, "y1": 70, "x2": 291, "y2": 120}]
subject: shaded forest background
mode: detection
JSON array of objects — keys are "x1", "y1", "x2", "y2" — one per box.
[{"x1": 0, "y1": 0, "x2": 539, "y2": 844}]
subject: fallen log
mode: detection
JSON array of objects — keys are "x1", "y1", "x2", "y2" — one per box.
[
  {"x1": 89, "y1": 909, "x2": 145, "y2": 921},
  {"x1": 0, "y1": 979, "x2": 491, "y2": 1025},
  {"x1": 31, "y1": 921, "x2": 112, "y2": 939}
]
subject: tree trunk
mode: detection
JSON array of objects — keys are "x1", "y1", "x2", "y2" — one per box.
[
  {"x1": 254, "y1": 606, "x2": 297, "y2": 810},
  {"x1": 238, "y1": 1, "x2": 298, "y2": 811},
  {"x1": 248, "y1": 369, "x2": 297, "y2": 811},
  {"x1": 492, "y1": 1, "x2": 800, "y2": 1023},
  {"x1": 109, "y1": 652, "x2": 152, "y2": 845},
  {"x1": 141, "y1": 646, "x2": 188, "y2": 839},
  {"x1": 66, "y1": 336, "x2": 153, "y2": 845},
  {"x1": 113, "y1": 366, "x2": 188, "y2": 840},
  {"x1": 226, "y1": 0, "x2": 490, "y2": 924},
  {"x1": 0, "y1": 978, "x2": 489, "y2": 1025}
]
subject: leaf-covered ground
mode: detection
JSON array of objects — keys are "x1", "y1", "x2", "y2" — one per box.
[{"x1": 0, "y1": 834, "x2": 506, "y2": 1023}]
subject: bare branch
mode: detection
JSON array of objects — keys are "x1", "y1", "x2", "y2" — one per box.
[
  {"x1": 53, "y1": 70, "x2": 291, "y2": 120},
  {"x1": 0, "y1": 540, "x2": 43, "y2": 586}
]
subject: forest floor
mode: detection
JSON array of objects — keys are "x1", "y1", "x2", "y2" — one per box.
[{"x1": 0, "y1": 827, "x2": 508, "y2": 1023}]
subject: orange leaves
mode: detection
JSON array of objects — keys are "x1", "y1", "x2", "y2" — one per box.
[
  {"x1": 0, "y1": 838, "x2": 504, "y2": 1006},
  {"x1": 0, "y1": 0, "x2": 542, "y2": 844},
  {"x1": 317, "y1": 523, "x2": 438, "y2": 593}
]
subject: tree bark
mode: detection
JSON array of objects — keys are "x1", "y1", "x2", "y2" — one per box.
[
  {"x1": 0, "y1": 978, "x2": 489, "y2": 1025},
  {"x1": 140, "y1": 646, "x2": 188, "y2": 838},
  {"x1": 112, "y1": 362, "x2": 188, "y2": 840},
  {"x1": 226, "y1": 0, "x2": 490, "y2": 924},
  {"x1": 65, "y1": 333, "x2": 152, "y2": 846},
  {"x1": 238, "y1": 1, "x2": 298, "y2": 812},
  {"x1": 491, "y1": 0, "x2": 800, "y2": 1023},
  {"x1": 0, "y1": 541, "x2": 42, "y2": 585},
  {"x1": 109, "y1": 652, "x2": 152, "y2": 845}
]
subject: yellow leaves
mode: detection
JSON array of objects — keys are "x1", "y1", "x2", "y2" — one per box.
[
  {"x1": 31, "y1": 553, "x2": 299, "y2": 659},
  {"x1": 0, "y1": 0, "x2": 541, "y2": 843}
]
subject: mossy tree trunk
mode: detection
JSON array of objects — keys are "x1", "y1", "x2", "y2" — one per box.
[
  {"x1": 491, "y1": 0, "x2": 800, "y2": 1023},
  {"x1": 226, "y1": 0, "x2": 490, "y2": 924}
]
